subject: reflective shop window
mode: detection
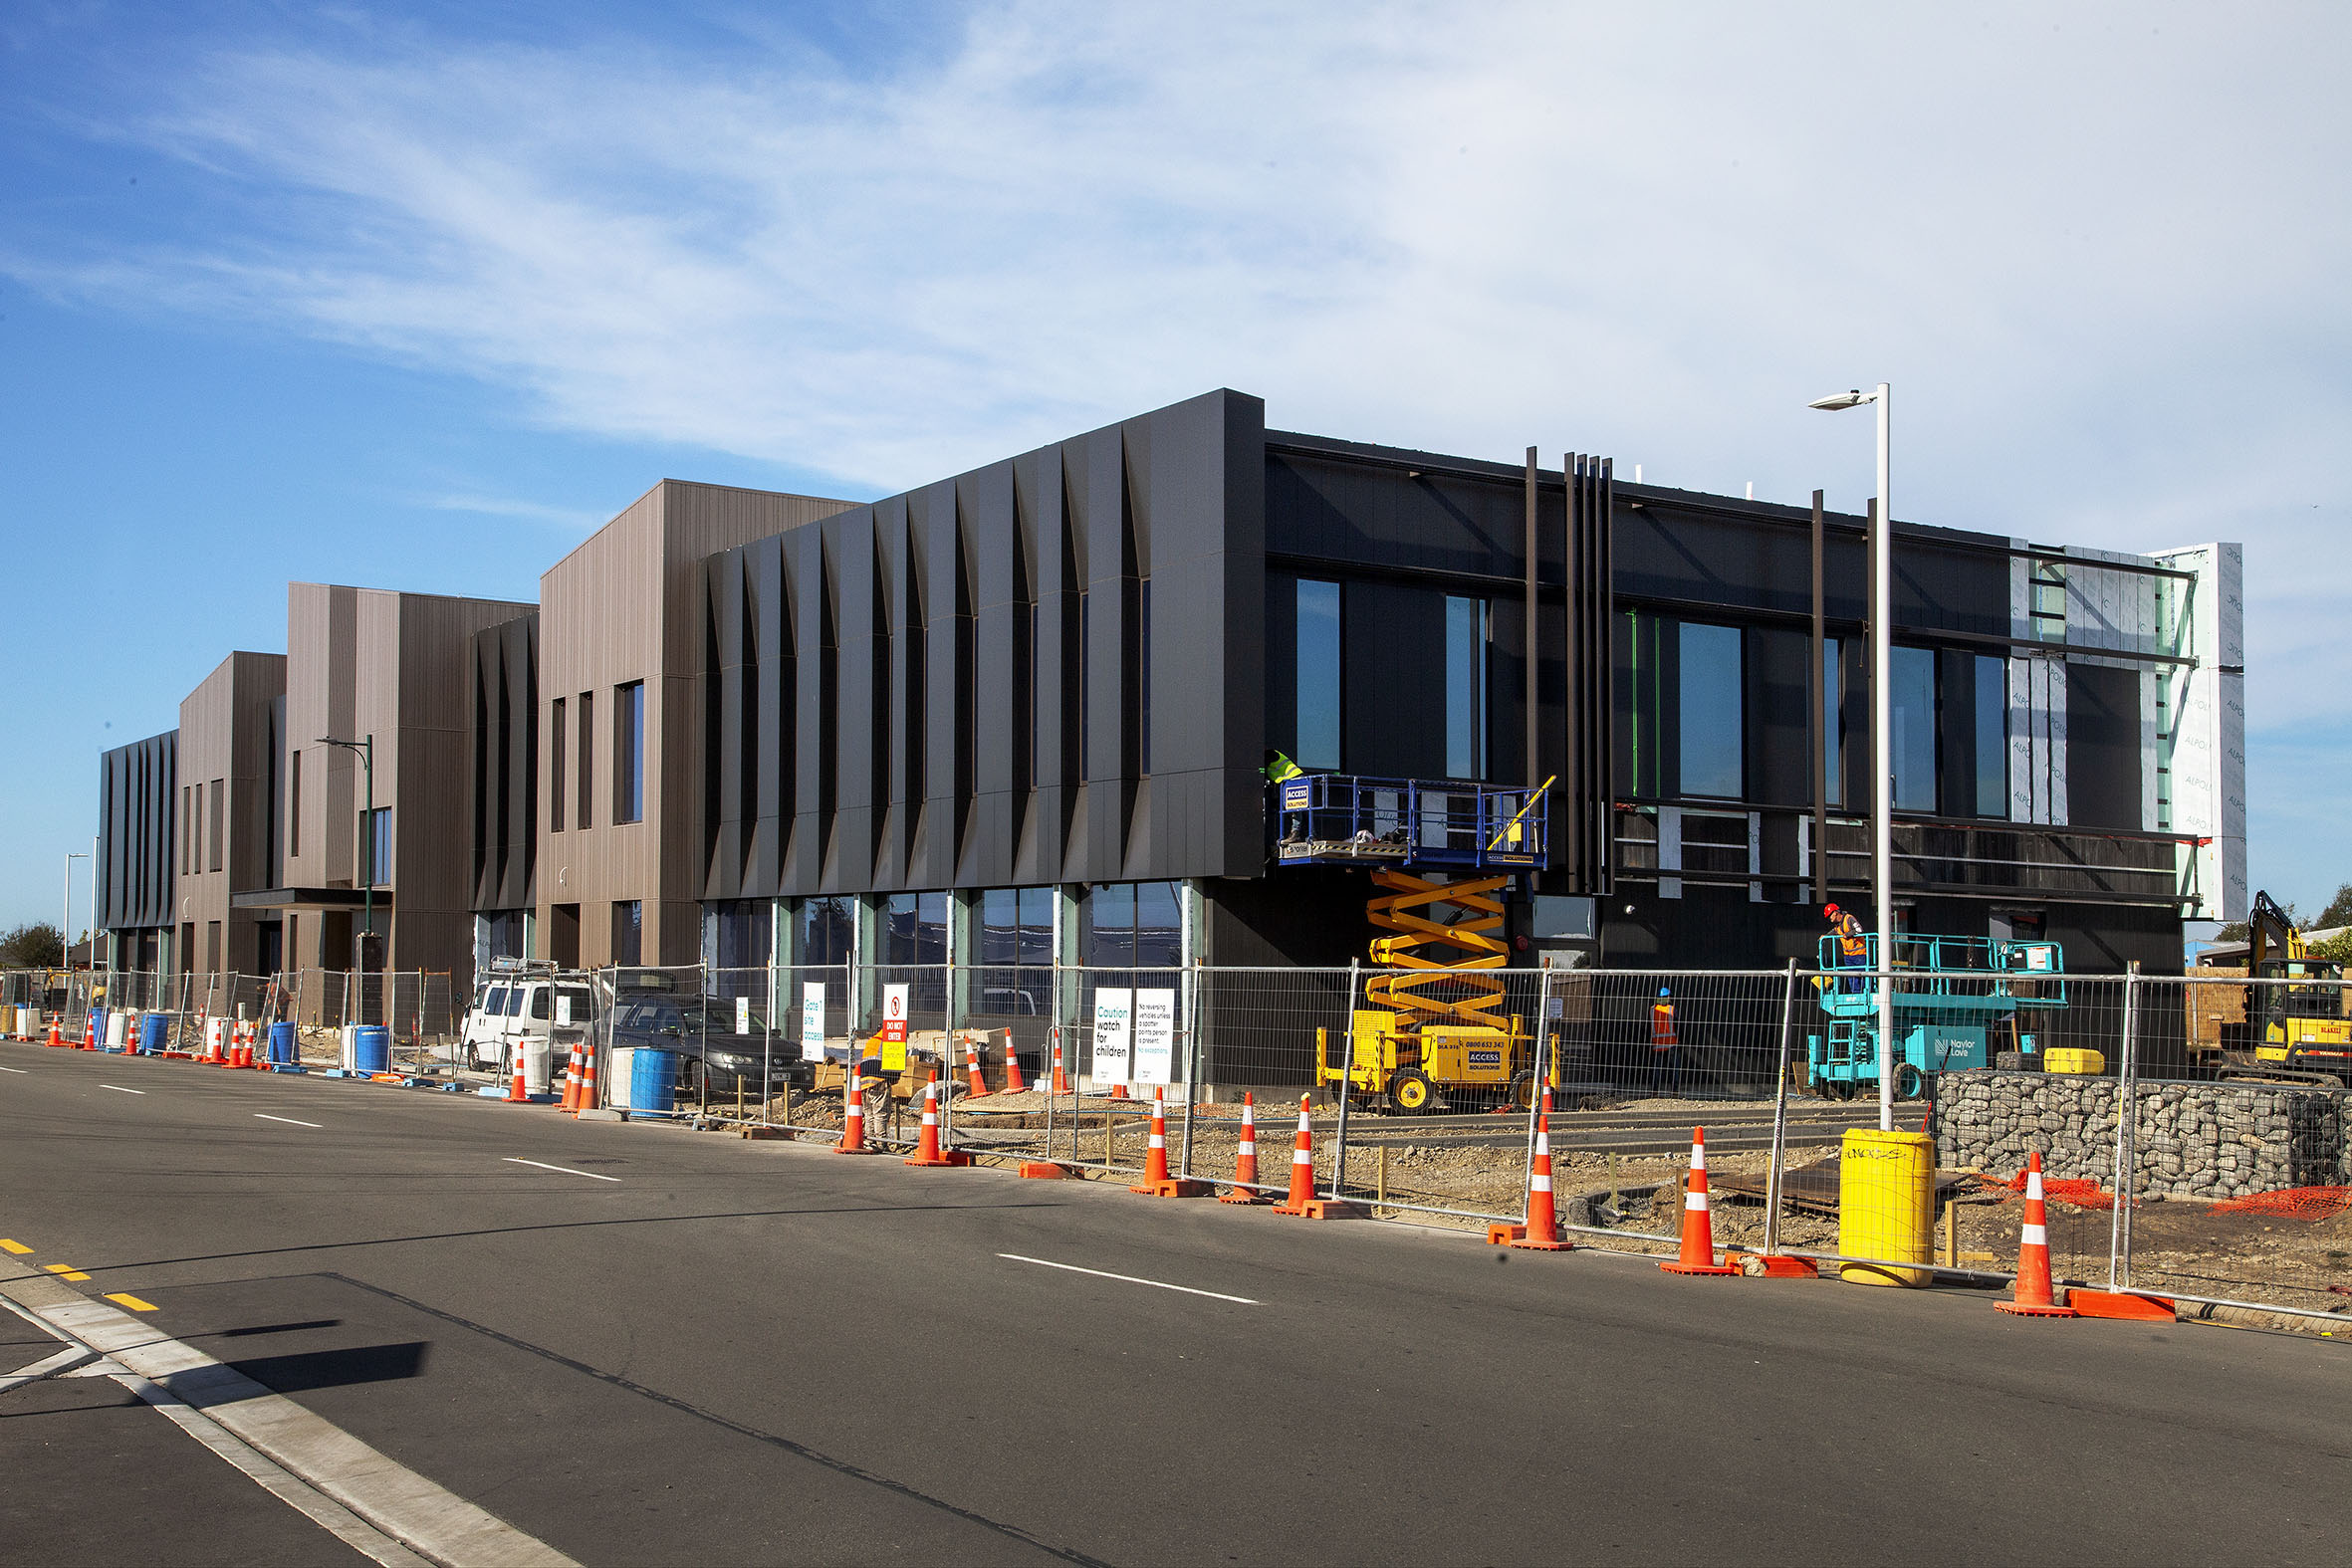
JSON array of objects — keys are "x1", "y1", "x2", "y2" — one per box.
[
  {"x1": 711, "y1": 899, "x2": 771, "y2": 972},
  {"x1": 1890, "y1": 645, "x2": 1938, "y2": 812},
  {"x1": 1677, "y1": 622, "x2": 1744, "y2": 798},
  {"x1": 1445, "y1": 595, "x2": 1489, "y2": 781},
  {"x1": 1295, "y1": 579, "x2": 1341, "y2": 771},
  {"x1": 1975, "y1": 654, "x2": 2009, "y2": 818},
  {"x1": 881, "y1": 892, "x2": 948, "y2": 1013},
  {"x1": 798, "y1": 895, "x2": 855, "y2": 968},
  {"x1": 1822, "y1": 638, "x2": 1843, "y2": 807},
  {"x1": 977, "y1": 888, "x2": 1056, "y2": 1016},
  {"x1": 1083, "y1": 881, "x2": 1181, "y2": 970}
]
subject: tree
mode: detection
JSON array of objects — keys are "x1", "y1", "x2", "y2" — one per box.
[
  {"x1": 2311, "y1": 883, "x2": 2352, "y2": 932},
  {"x1": 0, "y1": 922, "x2": 65, "y2": 969}
]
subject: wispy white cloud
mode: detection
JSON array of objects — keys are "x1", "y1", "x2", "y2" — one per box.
[
  {"x1": 8, "y1": 0, "x2": 2349, "y2": 743},
  {"x1": 414, "y1": 491, "x2": 607, "y2": 531}
]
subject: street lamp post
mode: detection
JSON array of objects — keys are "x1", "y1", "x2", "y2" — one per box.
[
  {"x1": 1807, "y1": 383, "x2": 1896, "y2": 1134},
  {"x1": 318, "y1": 734, "x2": 376, "y2": 1022},
  {"x1": 64, "y1": 849, "x2": 89, "y2": 967}
]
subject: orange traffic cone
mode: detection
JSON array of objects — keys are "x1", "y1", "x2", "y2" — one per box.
[
  {"x1": 904, "y1": 1070, "x2": 970, "y2": 1168},
  {"x1": 1131, "y1": 1086, "x2": 1205, "y2": 1198},
  {"x1": 46, "y1": 1018, "x2": 63, "y2": 1047},
  {"x1": 964, "y1": 1035, "x2": 993, "y2": 1099},
  {"x1": 1997, "y1": 1151, "x2": 2079, "y2": 1317},
  {"x1": 557, "y1": 1040, "x2": 581, "y2": 1111},
  {"x1": 1219, "y1": 1092, "x2": 1271, "y2": 1205},
  {"x1": 834, "y1": 1058, "x2": 875, "y2": 1154},
  {"x1": 572, "y1": 1047, "x2": 597, "y2": 1116},
  {"x1": 1660, "y1": 1127, "x2": 1739, "y2": 1275},
  {"x1": 81, "y1": 1013, "x2": 97, "y2": 1049},
  {"x1": 1491, "y1": 1088, "x2": 1570, "y2": 1250},
  {"x1": 1051, "y1": 1028, "x2": 1071, "y2": 1095},
  {"x1": 1001, "y1": 1029, "x2": 1026, "y2": 1094},
  {"x1": 508, "y1": 1046, "x2": 529, "y2": 1103},
  {"x1": 1272, "y1": 1096, "x2": 1353, "y2": 1220}
]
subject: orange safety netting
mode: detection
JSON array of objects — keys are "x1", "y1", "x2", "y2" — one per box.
[
  {"x1": 1995, "y1": 1171, "x2": 2115, "y2": 1210},
  {"x1": 2207, "y1": 1187, "x2": 2352, "y2": 1220}
]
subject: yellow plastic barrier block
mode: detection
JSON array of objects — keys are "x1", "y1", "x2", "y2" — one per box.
[{"x1": 2043, "y1": 1047, "x2": 2107, "y2": 1075}]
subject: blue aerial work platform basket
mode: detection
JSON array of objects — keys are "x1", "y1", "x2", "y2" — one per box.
[
  {"x1": 1808, "y1": 932, "x2": 2067, "y2": 1098},
  {"x1": 1273, "y1": 774, "x2": 1552, "y2": 873}
]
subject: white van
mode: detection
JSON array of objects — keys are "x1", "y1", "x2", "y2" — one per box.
[{"x1": 450, "y1": 966, "x2": 596, "y2": 1074}]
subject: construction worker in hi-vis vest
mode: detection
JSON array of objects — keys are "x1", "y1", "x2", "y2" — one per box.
[
  {"x1": 1651, "y1": 988, "x2": 1678, "y2": 1088},
  {"x1": 1825, "y1": 902, "x2": 1868, "y2": 993},
  {"x1": 1263, "y1": 749, "x2": 1303, "y2": 784}
]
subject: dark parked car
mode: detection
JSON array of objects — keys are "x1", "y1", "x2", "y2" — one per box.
[{"x1": 605, "y1": 995, "x2": 814, "y2": 1100}]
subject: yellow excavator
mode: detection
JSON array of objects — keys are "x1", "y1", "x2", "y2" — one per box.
[
  {"x1": 2222, "y1": 890, "x2": 2352, "y2": 1085},
  {"x1": 1288, "y1": 778, "x2": 1551, "y2": 1114}
]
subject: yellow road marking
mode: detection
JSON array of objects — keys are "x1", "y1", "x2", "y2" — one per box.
[
  {"x1": 105, "y1": 1292, "x2": 158, "y2": 1312},
  {"x1": 0, "y1": 1238, "x2": 30, "y2": 1254},
  {"x1": 43, "y1": 1263, "x2": 91, "y2": 1281}
]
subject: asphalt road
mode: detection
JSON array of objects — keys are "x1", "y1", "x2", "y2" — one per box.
[{"x1": 2, "y1": 1043, "x2": 2347, "y2": 1566}]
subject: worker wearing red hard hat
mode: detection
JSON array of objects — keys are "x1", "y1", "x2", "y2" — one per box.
[{"x1": 1824, "y1": 902, "x2": 1868, "y2": 993}]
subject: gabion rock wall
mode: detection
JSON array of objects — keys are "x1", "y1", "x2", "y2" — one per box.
[{"x1": 1935, "y1": 1071, "x2": 2350, "y2": 1199}]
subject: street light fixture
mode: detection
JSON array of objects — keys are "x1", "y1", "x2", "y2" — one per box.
[
  {"x1": 317, "y1": 734, "x2": 377, "y2": 1018},
  {"x1": 1807, "y1": 381, "x2": 1896, "y2": 1134}
]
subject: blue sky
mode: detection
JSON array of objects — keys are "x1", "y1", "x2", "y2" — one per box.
[{"x1": 3, "y1": 1, "x2": 2347, "y2": 935}]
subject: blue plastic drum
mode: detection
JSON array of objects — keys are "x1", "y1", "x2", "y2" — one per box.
[
  {"x1": 268, "y1": 1021, "x2": 297, "y2": 1065},
  {"x1": 139, "y1": 1013, "x2": 168, "y2": 1054},
  {"x1": 353, "y1": 1024, "x2": 392, "y2": 1074},
  {"x1": 628, "y1": 1048, "x2": 681, "y2": 1116}
]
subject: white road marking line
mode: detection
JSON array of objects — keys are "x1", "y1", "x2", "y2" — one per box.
[
  {"x1": 0, "y1": 1065, "x2": 28, "y2": 1073},
  {"x1": 997, "y1": 1253, "x2": 1260, "y2": 1305},
  {"x1": 504, "y1": 1157, "x2": 620, "y2": 1183},
  {"x1": 0, "y1": 1286, "x2": 575, "y2": 1567},
  {"x1": 254, "y1": 1113, "x2": 322, "y2": 1129},
  {"x1": 101, "y1": 1084, "x2": 145, "y2": 1095}
]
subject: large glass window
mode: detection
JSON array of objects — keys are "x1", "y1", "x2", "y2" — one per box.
[
  {"x1": 577, "y1": 691, "x2": 593, "y2": 829},
  {"x1": 881, "y1": 892, "x2": 948, "y2": 1013},
  {"x1": 1083, "y1": 881, "x2": 1181, "y2": 969},
  {"x1": 880, "y1": 892, "x2": 948, "y2": 966},
  {"x1": 711, "y1": 899, "x2": 771, "y2": 973},
  {"x1": 1891, "y1": 645, "x2": 1938, "y2": 812},
  {"x1": 1295, "y1": 579, "x2": 1340, "y2": 771},
  {"x1": 550, "y1": 698, "x2": 566, "y2": 832},
  {"x1": 978, "y1": 888, "x2": 1056, "y2": 1018},
  {"x1": 361, "y1": 807, "x2": 390, "y2": 886},
  {"x1": 613, "y1": 680, "x2": 644, "y2": 823},
  {"x1": 1445, "y1": 595, "x2": 1489, "y2": 781},
  {"x1": 798, "y1": 896, "x2": 855, "y2": 967},
  {"x1": 1821, "y1": 638, "x2": 1843, "y2": 807},
  {"x1": 1975, "y1": 655, "x2": 2009, "y2": 818},
  {"x1": 1677, "y1": 623, "x2": 1743, "y2": 798}
]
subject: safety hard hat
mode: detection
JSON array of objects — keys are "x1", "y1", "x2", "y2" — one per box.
[
  {"x1": 1823, "y1": 903, "x2": 1840, "y2": 917},
  {"x1": 1657, "y1": 987, "x2": 1671, "y2": 998}
]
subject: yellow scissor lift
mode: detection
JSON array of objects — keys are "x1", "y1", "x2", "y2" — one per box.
[{"x1": 1277, "y1": 774, "x2": 1553, "y2": 1114}]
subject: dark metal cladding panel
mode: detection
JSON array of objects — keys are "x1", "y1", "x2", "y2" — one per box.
[
  {"x1": 2066, "y1": 660, "x2": 2144, "y2": 831},
  {"x1": 1016, "y1": 444, "x2": 1069, "y2": 886},
  {"x1": 97, "y1": 729, "x2": 179, "y2": 930},
  {"x1": 783, "y1": 524, "x2": 828, "y2": 894},
  {"x1": 748, "y1": 532, "x2": 790, "y2": 900},
  {"x1": 1340, "y1": 577, "x2": 1446, "y2": 778},
  {"x1": 1751, "y1": 624, "x2": 1814, "y2": 810},
  {"x1": 870, "y1": 495, "x2": 910, "y2": 891},
  {"x1": 964, "y1": 461, "x2": 1019, "y2": 889},
  {"x1": 1078, "y1": 424, "x2": 1129, "y2": 880},
  {"x1": 831, "y1": 507, "x2": 877, "y2": 893},
  {"x1": 1267, "y1": 446, "x2": 1522, "y2": 577},
  {"x1": 916, "y1": 480, "x2": 961, "y2": 891},
  {"x1": 706, "y1": 551, "x2": 746, "y2": 902}
]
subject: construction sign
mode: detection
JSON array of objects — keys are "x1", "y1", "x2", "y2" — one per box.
[
  {"x1": 801, "y1": 983, "x2": 826, "y2": 1062},
  {"x1": 1091, "y1": 988, "x2": 1132, "y2": 1085},
  {"x1": 881, "y1": 983, "x2": 909, "y2": 1073},
  {"x1": 1131, "y1": 989, "x2": 1177, "y2": 1084}
]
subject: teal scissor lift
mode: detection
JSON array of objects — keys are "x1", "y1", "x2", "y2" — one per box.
[{"x1": 1808, "y1": 933, "x2": 2067, "y2": 1098}]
